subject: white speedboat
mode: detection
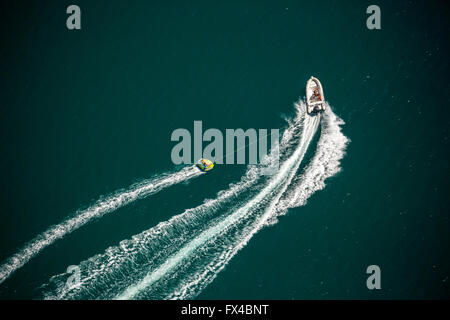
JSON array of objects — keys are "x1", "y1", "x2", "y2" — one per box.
[{"x1": 306, "y1": 76, "x2": 326, "y2": 115}]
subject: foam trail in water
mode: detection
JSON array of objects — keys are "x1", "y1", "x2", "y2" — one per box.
[
  {"x1": 0, "y1": 166, "x2": 203, "y2": 285},
  {"x1": 41, "y1": 102, "x2": 307, "y2": 300},
  {"x1": 42, "y1": 103, "x2": 348, "y2": 300},
  {"x1": 168, "y1": 105, "x2": 348, "y2": 299},
  {"x1": 43, "y1": 166, "x2": 260, "y2": 299},
  {"x1": 274, "y1": 106, "x2": 350, "y2": 217},
  {"x1": 115, "y1": 106, "x2": 320, "y2": 300}
]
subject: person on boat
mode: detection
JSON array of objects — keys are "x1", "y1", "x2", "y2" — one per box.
[{"x1": 312, "y1": 88, "x2": 318, "y2": 101}]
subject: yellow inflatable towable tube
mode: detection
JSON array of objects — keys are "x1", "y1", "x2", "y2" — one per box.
[{"x1": 196, "y1": 158, "x2": 214, "y2": 172}]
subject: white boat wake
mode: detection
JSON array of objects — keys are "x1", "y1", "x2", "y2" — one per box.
[
  {"x1": 41, "y1": 101, "x2": 348, "y2": 300},
  {"x1": 0, "y1": 166, "x2": 204, "y2": 285},
  {"x1": 168, "y1": 106, "x2": 349, "y2": 299},
  {"x1": 116, "y1": 107, "x2": 320, "y2": 300}
]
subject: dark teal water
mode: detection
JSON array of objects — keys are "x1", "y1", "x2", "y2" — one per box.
[{"x1": 0, "y1": 0, "x2": 448, "y2": 299}]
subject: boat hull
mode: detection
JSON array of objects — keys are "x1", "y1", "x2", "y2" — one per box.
[{"x1": 306, "y1": 76, "x2": 326, "y2": 115}]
